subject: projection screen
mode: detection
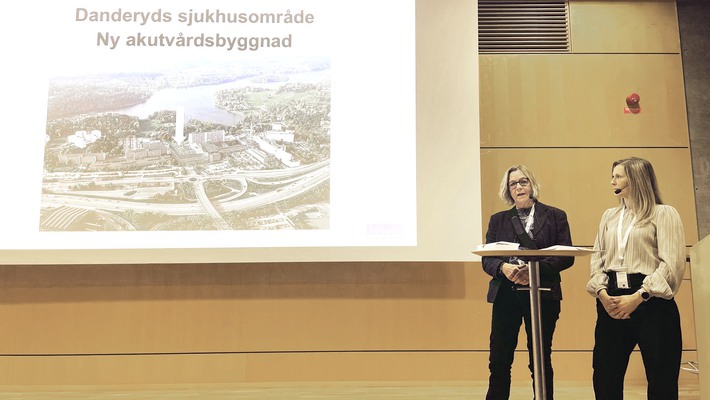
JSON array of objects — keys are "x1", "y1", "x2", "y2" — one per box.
[{"x1": 0, "y1": 0, "x2": 481, "y2": 264}]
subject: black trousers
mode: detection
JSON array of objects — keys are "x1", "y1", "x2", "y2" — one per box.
[
  {"x1": 486, "y1": 283, "x2": 560, "y2": 400},
  {"x1": 592, "y1": 297, "x2": 682, "y2": 400}
]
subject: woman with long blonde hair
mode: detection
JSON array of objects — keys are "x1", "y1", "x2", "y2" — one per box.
[{"x1": 586, "y1": 157, "x2": 685, "y2": 400}]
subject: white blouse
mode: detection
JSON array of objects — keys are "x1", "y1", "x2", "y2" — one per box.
[{"x1": 586, "y1": 204, "x2": 686, "y2": 299}]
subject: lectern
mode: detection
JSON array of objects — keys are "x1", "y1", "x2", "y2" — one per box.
[
  {"x1": 690, "y1": 235, "x2": 710, "y2": 399},
  {"x1": 472, "y1": 247, "x2": 596, "y2": 400}
]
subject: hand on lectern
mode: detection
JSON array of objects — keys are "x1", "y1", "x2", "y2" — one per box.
[{"x1": 501, "y1": 262, "x2": 529, "y2": 286}]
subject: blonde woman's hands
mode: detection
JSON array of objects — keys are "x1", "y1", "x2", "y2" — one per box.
[{"x1": 599, "y1": 290, "x2": 642, "y2": 319}]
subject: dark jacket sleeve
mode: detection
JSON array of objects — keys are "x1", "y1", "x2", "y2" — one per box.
[{"x1": 481, "y1": 212, "x2": 507, "y2": 278}]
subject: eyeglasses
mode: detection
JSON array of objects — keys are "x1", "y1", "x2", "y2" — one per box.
[{"x1": 508, "y1": 178, "x2": 530, "y2": 189}]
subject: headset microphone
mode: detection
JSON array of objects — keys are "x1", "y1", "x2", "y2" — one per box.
[{"x1": 614, "y1": 186, "x2": 627, "y2": 195}]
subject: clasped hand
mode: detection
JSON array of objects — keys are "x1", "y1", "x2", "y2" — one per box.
[
  {"x1": 501, "y1": 262, "x2": 529, "y2": 286},
  {"x1": 599, "y1": 290, "x2": 642, "y2": 319}
]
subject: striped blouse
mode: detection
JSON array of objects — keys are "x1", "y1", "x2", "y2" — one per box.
[{"x1": 586, "y1": 204, "x2": 686, "y2": 300}]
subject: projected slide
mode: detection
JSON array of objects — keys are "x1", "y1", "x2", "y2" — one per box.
[
  {"x1": 42, "y1": 5, "x2": 334, "y2": 235},
  {"x1": 0, "y1": 0, "x2": 417, "y2": 251},
  {"x1": 2, "y1": 0, "x2": 484, "y2": 263}
]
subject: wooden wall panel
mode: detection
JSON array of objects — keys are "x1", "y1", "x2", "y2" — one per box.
[
  {"x1": 570, "y1": 0, "x2": 680, "y2": 53},
  {"x1": 0, "y1": 350, "x2": 699, "y2": 386},
  {"x1": 0, "y1": 263, "x2": 492, "y2": 355},
  {"x1": 479, "y1": 54, "x2": 688, "y2": 148}
]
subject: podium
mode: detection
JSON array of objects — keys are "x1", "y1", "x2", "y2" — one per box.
[
  {"x1": 472, "y1": 247, "x2": 596, "y2": 400},
  {"x1": 690, "y1": 235, "x2": 710, "y2": 399}
]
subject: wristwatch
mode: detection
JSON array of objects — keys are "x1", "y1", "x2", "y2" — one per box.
[{"x1": 638, "y1": 288, "x2": 651, "y2": 301}]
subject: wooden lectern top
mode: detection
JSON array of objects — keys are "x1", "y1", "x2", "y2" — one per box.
[{"x1": 472, "y1": 244, "x2": 597, "y2": 258}]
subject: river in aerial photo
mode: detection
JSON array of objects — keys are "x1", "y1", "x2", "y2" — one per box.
[{"x1": 111, "y1": 69, "x2": 330, "y2": 125}]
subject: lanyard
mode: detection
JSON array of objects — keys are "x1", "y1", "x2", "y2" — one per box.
[
  {"x1": 523, "y1": 203, "x2": 535, "y2": 236},
  {"x1": 616, "y1": 206, "x2": 636, "y2": 265}
]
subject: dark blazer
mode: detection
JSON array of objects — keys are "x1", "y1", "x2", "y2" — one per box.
[{"x1": 481, "y1": 201, "x2": 574, "y2": 303}]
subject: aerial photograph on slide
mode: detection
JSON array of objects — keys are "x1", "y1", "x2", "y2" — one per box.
[{"x1": 39, "y1": 58, "x2": 331, "y2": 232}]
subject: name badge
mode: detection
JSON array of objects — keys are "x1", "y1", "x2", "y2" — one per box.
[{"x1": 616, "y1": 272, "x2": 629, "y2": 289}]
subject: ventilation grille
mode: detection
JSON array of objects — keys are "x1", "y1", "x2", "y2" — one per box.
[{"x1": 479, "y1": 0, "x2": 570, "y2": 53}]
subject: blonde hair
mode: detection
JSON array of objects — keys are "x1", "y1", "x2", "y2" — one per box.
[
  {"x1": 498, "y1": 164, "x2": 541, "y2": 205},
  {"x1": 613, "y1": 157, "x2": 663, "y2": 222}
]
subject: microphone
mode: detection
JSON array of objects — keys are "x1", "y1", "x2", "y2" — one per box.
[{"x1": 614, "y1": 186, "x2": 627, "y2": 195}]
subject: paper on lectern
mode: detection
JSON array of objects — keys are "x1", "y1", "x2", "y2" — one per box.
[{"x1": 476, "y1": 241, "x2": 520, "y2": 251}]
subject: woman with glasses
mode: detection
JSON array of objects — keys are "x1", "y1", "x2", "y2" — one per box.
[
  {"x1": 586, "y1": 157, "x2": 685, "y2": 400},
  {"x1": 481, "y1": 164, "x2": 574, "y2": 400}
]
